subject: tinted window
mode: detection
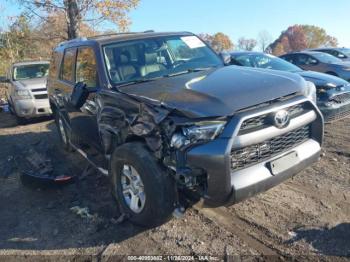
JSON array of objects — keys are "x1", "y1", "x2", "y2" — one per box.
[
  {"x1": 310, "y1": 52, "x2": 342, "y2": 63},
  {"x1": 60, "y1": 49, "x2": 76, "y2": 82},
  {"x1": 294, "y1": 54, "x2": 317, "y2": 65},
  {"x1": 232, "y1": 54, "x2": 302, "y2": 72},
  {"x1": 13, "y1": 64, "x2": 49, "y2": 80},
  {"x1": 281, "y1": 55, "x2": 295, "y2": 64},
  {"x1": 103, "y1": 35, "x2": 223, "y2": 85},
  {"x1": 76, "y1": 47, "x2": 97, "y2": 88}
]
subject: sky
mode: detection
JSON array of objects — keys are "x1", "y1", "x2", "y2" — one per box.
[{"x1": 1, "y1": 0, "x2": 350, "y2": 48}]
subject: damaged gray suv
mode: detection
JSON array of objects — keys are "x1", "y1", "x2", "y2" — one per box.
[{"x1": 48, "y1": 32, "x2": 324, "y2": 227}]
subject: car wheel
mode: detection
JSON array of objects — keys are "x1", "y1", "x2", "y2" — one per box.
[
  {"x1": 55, "y1": 112, "x2": 73, "y2": 152},
  {"x1": 110, "y1": 142, "x2": 176, "y2": 227},
  {"x1": 15, "y1": 114, "x2": 27, "y2": 125}
]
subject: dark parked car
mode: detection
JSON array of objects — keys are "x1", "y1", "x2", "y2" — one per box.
[
  {"x1": 231, "y1": 52, "x2": 350, "y2": 122},
  {"x1": 280, "y1": 51, "x2": 350, "y2": 81},
  {"x1": 309, "y1": 48, "x2": 350, "y2": 62},
  {"x1": 48, "y1": 32, "x2": 323, "y2": 227}
]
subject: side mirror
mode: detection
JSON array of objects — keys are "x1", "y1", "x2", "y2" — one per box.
[
  {"x1": 219, "y1": 52, "x2": 232, "y2": 65},
  {"x1": 70, "y1": 82, "x2": 91, "y2": 109}
]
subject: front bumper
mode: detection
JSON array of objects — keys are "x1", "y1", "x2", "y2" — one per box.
[
  {"x1": 185, "y1": 96, "x2": 323, "y2": 207},
  {"x1": 318, "y1": 101, "x2": 350, "y2": 122},
  {"x1": 13, "y1": 99, "x2": 52, "y2": 118}
]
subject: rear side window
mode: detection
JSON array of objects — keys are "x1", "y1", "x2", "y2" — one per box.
[
  {"x1": 76, "y1": 47, "x2": 97, "y2": 88},
  {"x1": 60, "y1": 48, "x2": 76, "y2": 82}
]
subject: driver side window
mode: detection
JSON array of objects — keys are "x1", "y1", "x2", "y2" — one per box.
[{"x1": 76, "y1": 47, "x2": 98, "y2": 88}]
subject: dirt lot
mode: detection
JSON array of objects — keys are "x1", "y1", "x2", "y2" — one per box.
[{"x1": 0, "y1": 102, "x2": 349, "y2": 261}]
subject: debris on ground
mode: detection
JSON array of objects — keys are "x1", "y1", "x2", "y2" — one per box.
[
  {"x1": 19, "y1": 148, "x2": 74, "y2": 184},
  {"x1": 70, "y1": 206, "x2": 95, "y2": 219}
]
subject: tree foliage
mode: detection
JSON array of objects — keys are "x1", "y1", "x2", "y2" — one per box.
[
  {"x1": 268, "y1": 25, "x2": 338, "y2": 55},
  {"x1": 18, "y1": 0, "x2": 140, "y2": 39},
  {"x1": 237, "y1": 37, "x2": 257, "y2": 51},
  {"x1": 198, "y1": 32, "x2": 234, "y2": 52}
]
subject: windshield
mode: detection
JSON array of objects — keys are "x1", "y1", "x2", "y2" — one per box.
[
  {"x1": 231, "y1": 53, "x2": 302, "y2": 72},
  {"x1": 103, "y1": 35, "x2": 223, "y2": 85},
  {"x1": 311, "y1": 53, "x2": 342, "y2": 64},
  {"x1": 341, "y1": 48, "x2": 350, "y2": 57},
  {"x1": 13, "y1": 64, "x2": 49, "y2": 81}
]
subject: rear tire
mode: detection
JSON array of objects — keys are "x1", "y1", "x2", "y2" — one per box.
[
  {"x1": 110, "y1": 142, "x2": 176, "y2": 227},
  {"x1": 55, "y1": 111, "x2": 73, "y2": 152}
]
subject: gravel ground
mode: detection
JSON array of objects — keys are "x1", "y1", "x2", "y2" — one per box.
[{"x1": 0, "y1": 102, "x2": 349, "y2": 261}]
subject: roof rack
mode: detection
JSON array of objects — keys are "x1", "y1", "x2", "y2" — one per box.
[
  {"x1": 58, "y1": 37, "x2": 87, "y2": 46},
  {"x1": 87, "y1": 30, "x2": 155, "y2": 40}
]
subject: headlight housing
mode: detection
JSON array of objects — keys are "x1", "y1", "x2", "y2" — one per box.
[
  {"x1": 170, "y1": 120, "x2": 227, "y2": 149},
  {"x1": 302, "y1": 81, "x2": 317, "y2": 103},
  {"x1": 15, "y1": 89, "x2": 32, "y2": 100},
  {"x1": 342, "y1": 67, "x2": 350, "y2": 71}
]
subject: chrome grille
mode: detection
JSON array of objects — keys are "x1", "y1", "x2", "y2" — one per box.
[
  {"x1": 331, "y1": 93, "x2": 350, "y2": 104},
  {"x1": 231, "y1": 126, "x2": 310, "y2": 171},
  {"x1": 239, "y1": 103, "x2": 306, "y2": 134}
]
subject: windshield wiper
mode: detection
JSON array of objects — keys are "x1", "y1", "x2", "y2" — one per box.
[
  {"x1": 116, "y1": 77, "x2": 159, "y2": 88},
  {"x1": 165, "y1": 67, "x2": 214, "y2": 77}
]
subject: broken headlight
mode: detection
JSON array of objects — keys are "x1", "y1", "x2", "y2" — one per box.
[
  {"x1": 183, "y1": 121, "x2": 226, "y2": 142},
  {"x1": 171, "y1": 121, "x2": 226, "y2": 149}
]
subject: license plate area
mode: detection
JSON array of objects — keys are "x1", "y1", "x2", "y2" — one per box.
[{"x1": 268, "y1": 151, "x2": 299, "y2": 175}]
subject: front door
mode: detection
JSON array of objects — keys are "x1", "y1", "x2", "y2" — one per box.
[{"x1": 71, "y1": 46, "x2": 101, "y2": 151}]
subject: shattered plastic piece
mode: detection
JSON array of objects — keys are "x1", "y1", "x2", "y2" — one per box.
[
  {"x1": 288, "y1": 231, "x2": 297, "y2": 238},
  {"x1": 19, "y1": 148, "x2": 74, "y2": 185},
  {"x1": 70, "y1": 206, "x2": 94, "y2": 219}
]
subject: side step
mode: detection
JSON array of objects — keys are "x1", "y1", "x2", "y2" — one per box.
[{"x1": 70, "y1": 143, "x2": 109, "y2": 176}]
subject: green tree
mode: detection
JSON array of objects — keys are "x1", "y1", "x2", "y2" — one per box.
[
  {"x1": 18, "y1": 0, "x2": 140, "y2": 39},
  {"x1": 269, "y1": 24, "x2": 338, "y2": 55}
]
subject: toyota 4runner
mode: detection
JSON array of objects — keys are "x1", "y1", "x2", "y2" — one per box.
[{"x1": 48, "y1": 32, "x2": 324, "y2": 227}]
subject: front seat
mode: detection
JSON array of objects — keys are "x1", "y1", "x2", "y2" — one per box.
[
  {"x1": 140, "y1": 53, "x2": 166, "y2": 77},
  {"x1": 117, "y1": 51, "x2": 138, "y2": 81}
]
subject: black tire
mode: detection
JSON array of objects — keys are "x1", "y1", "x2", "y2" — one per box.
[
  {"x1": 110, "y1": 142, "x2": 176, "y2": 227},
  {"x1": 55, "y1": 111, "x2": 73, "y2": 152},
  {"x1": 15, "y1": 114, "x2": 27, "y2": 125}
]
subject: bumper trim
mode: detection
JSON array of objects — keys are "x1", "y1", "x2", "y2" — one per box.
[{"x1": 226, "y1": 139, "x2": 321, "y2": 205}]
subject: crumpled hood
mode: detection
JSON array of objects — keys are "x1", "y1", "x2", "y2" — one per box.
[
  {"x1": 15, "y1": 78, "x2": 47, "y2": 90},
  {"x1": 297, "y1": 70, "x2": 349, "y2": 89},
  {"x1": 121, "y1": 66, "x2": 305, "y2": 118}
]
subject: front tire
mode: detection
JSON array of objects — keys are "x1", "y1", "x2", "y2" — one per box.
[{"x1": 110, "y1": 142, "x2": 176, "y2": 227}]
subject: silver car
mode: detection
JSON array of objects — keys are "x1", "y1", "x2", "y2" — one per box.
[{"x1": 1, "y1": 61, "x2": 52, "y2": 123}]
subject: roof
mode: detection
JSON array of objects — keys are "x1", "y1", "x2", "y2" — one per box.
[
  {"x1": 58, "y1": 31, "x2": 194, "y2": 48},
  {"x1": 309, "y1": 47, "x2": 349, "y2": 51},
  {"x1": 282, "y1": 51, "x2": 325, "y2": 56},
  {"x1": 13, "y1": 60, "x2": 50, "y2": 67},
  {"x1": 230, "y1": 51, "x2": 264, "y2": 56}
]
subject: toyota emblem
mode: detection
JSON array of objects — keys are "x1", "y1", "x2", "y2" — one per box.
[{"x1": 274, "y1": 110, "x2": 290, "y2": 128}]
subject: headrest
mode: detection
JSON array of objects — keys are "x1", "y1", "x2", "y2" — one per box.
[
  {"x1": 145, "y1": 53, "x2": 157, "y2": 64},
  {"x1": 120, "y1": 51, "x2": 131, "y2": 64}
]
